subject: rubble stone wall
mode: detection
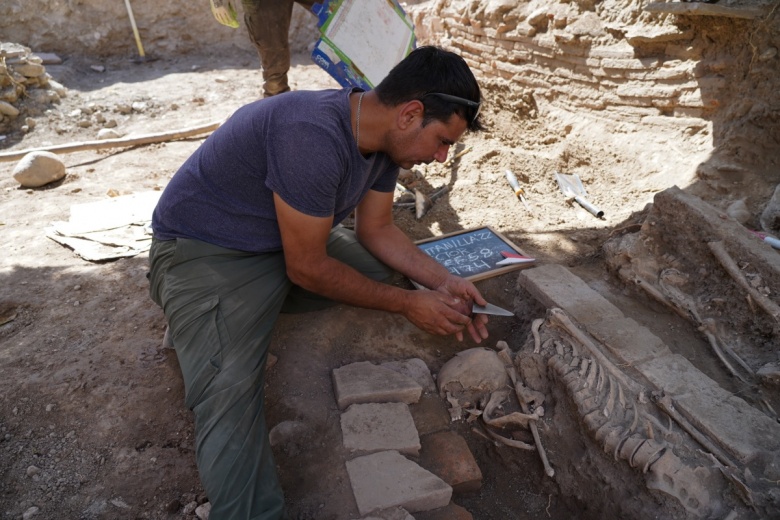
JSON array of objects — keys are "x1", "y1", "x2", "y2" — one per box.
[{"x1": 405, "y1": 0, "x2": 780, "y2": 169}]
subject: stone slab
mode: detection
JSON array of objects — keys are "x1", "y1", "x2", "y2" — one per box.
[
  {"x1": 382, "y1": 358, "x2": 436, "y2": 393},
  {"x1": 346, "y1": 450, "x2": 452, "y2": 516},
  {"x1": 419, "y1": 432, "x2": 482, "y2": 494},
  {"x1": 518, "y1": 264, "x2": 624, "y2": 326},
  {"x1": 333, "y1": 361, "x2": 423, "y2": 410},
  {"x1": 586, "y1": 316, "x2": 671, "y2": 366},
  {"x1": 637, "y1": 354, "x2": 780, "y2": 463},
  {"x1": 360, "y1": 507, "x2": 415, "y2": 520},
  {"x1": 341, "y1": 403, "x2": 421, "y2": 456}
]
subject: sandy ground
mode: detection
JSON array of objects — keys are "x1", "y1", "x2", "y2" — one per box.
[{"x1": 0, "y1": 44, "x2": 774, "y2": 519}]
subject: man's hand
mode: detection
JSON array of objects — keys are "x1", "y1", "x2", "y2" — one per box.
[
  {"x1": 433, "y1": 274, "x2": 490, "y2": 343},
  {"x1": 401, "y1": 290, "x2": 476, "y2": 339},
  {"x1": 209, "y1": 0, "x2": 240, "y2": 28}
]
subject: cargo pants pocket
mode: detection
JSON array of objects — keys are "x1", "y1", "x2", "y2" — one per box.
[{"x1": 172, "y1": 296, "x2": 230, "y2": 410}]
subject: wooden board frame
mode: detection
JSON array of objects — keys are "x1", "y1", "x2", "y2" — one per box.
[{"x1": 411, "y1": 226, "x2": 535, "y2": 288}]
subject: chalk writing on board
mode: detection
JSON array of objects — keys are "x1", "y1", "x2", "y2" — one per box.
[{"x1": 417, "y1": 228, "x2": 515, "y2": 278}]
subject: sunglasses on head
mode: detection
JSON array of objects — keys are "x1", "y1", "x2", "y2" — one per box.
[{"x1": 423, "y1": 92, "x2": 481, "y2": 124}]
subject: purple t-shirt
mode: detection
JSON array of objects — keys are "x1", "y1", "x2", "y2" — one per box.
[{"x1": 152, "y1": 88, "x2": 399, "y2": 253}]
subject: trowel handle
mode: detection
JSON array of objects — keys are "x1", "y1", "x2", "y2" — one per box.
[
  {"x1": 505, "y1": 170, "x2": 523, "y2": 197},
  {"x1": 574, "y1": 196, "x2": 604, "y2": 219}
]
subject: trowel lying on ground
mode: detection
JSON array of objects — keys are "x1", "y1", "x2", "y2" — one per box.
[
  {"x1": 395, "y1": 183, "x2": 434, "y2": 219},
  {"x1": 555, "y1": 172, "x2": 605, "y2": 219}
]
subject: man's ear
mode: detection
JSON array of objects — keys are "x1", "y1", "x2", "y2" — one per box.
[{"x1": 396, "y1": 100, "x2": 424, "y2": 130}]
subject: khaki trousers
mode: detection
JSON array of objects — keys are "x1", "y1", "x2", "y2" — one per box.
[{"x1": 242, "y1": 0, "x2": 317, "y2": 97}]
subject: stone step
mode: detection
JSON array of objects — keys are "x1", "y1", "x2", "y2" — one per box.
[{"x1": 518, "y1": 263, "x2": 780, "y2": 464}]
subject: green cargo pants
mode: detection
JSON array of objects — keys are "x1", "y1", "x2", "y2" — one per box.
[
  {"x1": 242, "y1": 0, "x2": 317, "y2": 97},
  {"x1": 148, "y1": 227, "x2": 392, "y2": 519}
]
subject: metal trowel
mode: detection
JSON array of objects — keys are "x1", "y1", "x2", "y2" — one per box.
[
  {"x1": 472, "y1": 302, "x2": 514, "y2": 317},
  {"x1": 555, "y1": 172, "x2": 605, "y2": 219}
]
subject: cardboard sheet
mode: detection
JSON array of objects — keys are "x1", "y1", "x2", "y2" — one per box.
[{"x1": 46, "y1": 191, "x2": 160, "y2": 261}]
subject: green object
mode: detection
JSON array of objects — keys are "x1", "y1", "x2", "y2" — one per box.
[{"x1": 210, "y1": 0, "x2": 240, "y2": 28}]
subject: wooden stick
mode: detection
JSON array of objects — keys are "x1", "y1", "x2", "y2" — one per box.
[
  {"x1": 442, "y1": 146, "x2": 472, "y2": 167},
  {"x1": 707, "y1": 241, "x2": 780, "y2": 323},
  {"x1": 0, "y1": 120, "x2": 222, "y2": 162}
]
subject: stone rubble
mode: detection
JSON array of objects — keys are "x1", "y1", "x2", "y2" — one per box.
[{"x1": 333, "y1": 359, "x2": 482, "y2": 519}]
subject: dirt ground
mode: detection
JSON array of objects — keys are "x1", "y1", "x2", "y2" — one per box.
[{"x1": 0, "y1": 36, "x2": 777, "y2": 520}]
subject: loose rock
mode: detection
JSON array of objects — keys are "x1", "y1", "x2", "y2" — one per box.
[{"x1": 12, "y1": 151, "x2": 66, "y2": 188}]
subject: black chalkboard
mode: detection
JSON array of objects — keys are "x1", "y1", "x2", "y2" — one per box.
[{"x1": 414, "y1": 226, "x2": 534, "y2": 283}]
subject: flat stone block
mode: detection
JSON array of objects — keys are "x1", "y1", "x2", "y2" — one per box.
[
  {"x1": 333, "y1": 361, "x2": 423, "y2": 410},
  {"x1": 360, "y1": 506, "x2": 415, "y2": 520},
  {"x1": 419, "y1": 432, "x2": 482, "y2": 494},
  {"x1": 346, "y1": 451, "x2": 452, "y2": 516},
  {"x1": 518, "y1": 264, "x2": 624, "y2": 325},
  {"x1": 382, "y1": 358, "x2": 436, "y2": 393},
  {"x1": 341, "y1": 403, "x2": 421, "y2": 456},
  {"x1": 637, "y1": 354, "x2": 780, "y2": 463},
  {"x1": 587, "y1": 317, "x2": 671, "y2": 366}
]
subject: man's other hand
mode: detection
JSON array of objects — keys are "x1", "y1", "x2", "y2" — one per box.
[{"x1": 434, "y1": 274, "x2": 490, "y2": 343}]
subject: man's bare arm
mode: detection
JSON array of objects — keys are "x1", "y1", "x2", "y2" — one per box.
[
  {"x1": 273, "y1": 193, "x2": 473, "y2": 337},
  {"x1": 354, "y1": 189, "x2": 489, "y2": 342}
]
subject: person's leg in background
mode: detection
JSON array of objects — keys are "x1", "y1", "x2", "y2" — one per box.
[
  {"x1": 242, "y1": 0, "x2": 317, "y2": 98},
  {"x1": 148, "y1": 228, "x2": 392, "y2": 518}
]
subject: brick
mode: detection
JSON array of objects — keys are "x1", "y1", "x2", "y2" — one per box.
[
  {"x1": 589, "y1": 42, "x2": 636, "y2": 59},
  {"x1": 333, "y1": 361, "x2": 423, "y2": 410},
  {"x1": 410, "y1": 394, "x2": 451, "y2": 436},
  {"x1": 414, "y1": 502, "x2": 474, "y2": 520},
  {"x1": 346, "y1": 451, "x2": 452, "y2": 515},
  {"x1": 341, "y1": 403, "x2": 421, "y2": 456},
  {"x1": 616, "y1": 84, "x2": 680, "y2": 99},
  {"x1": 419, "y1": 432, "x2": 482, "y2": 494},
  {"x1": 601, "y1": 57, "x2": 661, "y2": 70}
]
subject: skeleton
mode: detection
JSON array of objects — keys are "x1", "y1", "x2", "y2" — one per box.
[{"x1": 540, "y1": 308, "x2": 732, "y2": 517}]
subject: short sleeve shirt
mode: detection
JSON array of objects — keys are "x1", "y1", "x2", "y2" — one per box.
[{"x1": 152, "y1": 88, "x2": 399, "y2": 253}]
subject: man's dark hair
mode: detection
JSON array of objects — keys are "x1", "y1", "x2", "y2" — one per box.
[{"x1": 374, "y1": 46, "x2": 484, "y2": 132}]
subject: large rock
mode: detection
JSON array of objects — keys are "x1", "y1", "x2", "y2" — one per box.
[{"x1": 12, "y1": 151, "x2": 66, "y2": 187}]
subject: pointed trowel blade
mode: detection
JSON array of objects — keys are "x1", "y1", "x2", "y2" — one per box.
[{"x1": 472, "y1": 302, "x2": 514, "y2": 317}]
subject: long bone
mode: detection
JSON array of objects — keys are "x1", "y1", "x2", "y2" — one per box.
[
  {"x1": 531, "y1": 318, "x2": 544, "y2": 353},
  {"x1": 497, "y1": 348, "x2": 555, "y2": 477}
]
